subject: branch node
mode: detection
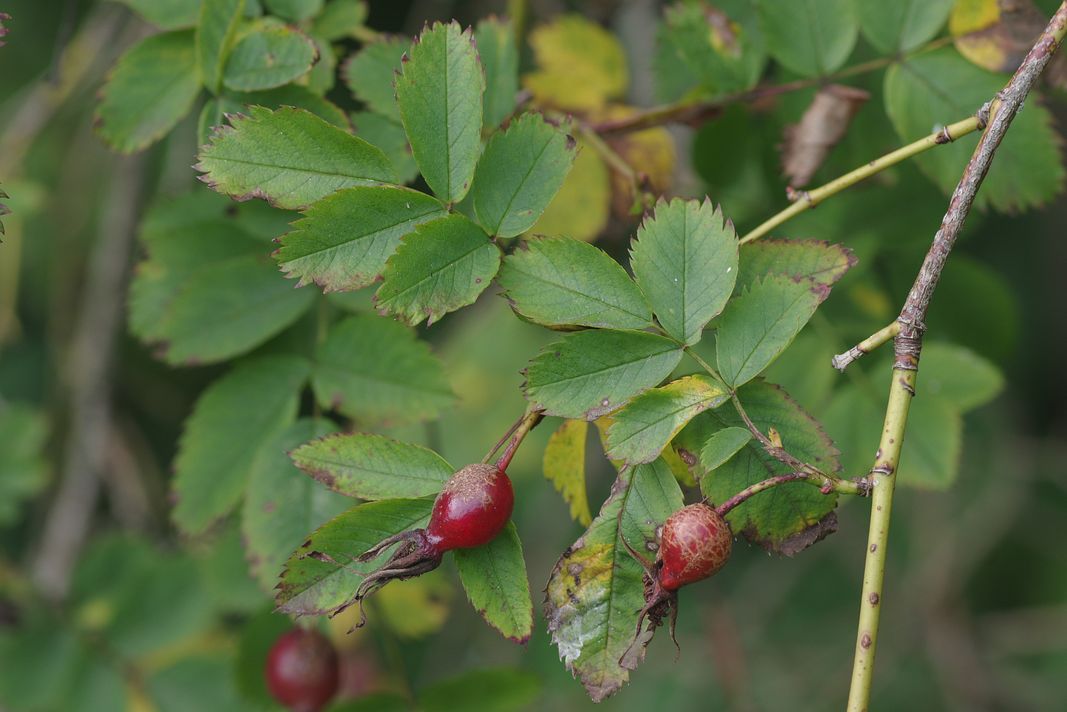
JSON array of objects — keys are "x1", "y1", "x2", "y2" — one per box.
[
  {"x1": 976, "y1": 100, "x2": 993, "y2": 130},
  {"x1": 935, "y1": 125, "x2": 955, "y2": 144}
]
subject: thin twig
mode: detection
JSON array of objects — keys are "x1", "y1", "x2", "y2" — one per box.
[
  {"x1": 831, "y1": 321, "x2": 901, "y2": 372},
  {"x1": 846, "y1": 5, "x2": 1067, "y2": 710},
  {"x1": 494, "y1": 409, "x2": 544, "y2": 472},
  {"x1": 715, "y1": 473, "x2": 807, "y2": 516}
]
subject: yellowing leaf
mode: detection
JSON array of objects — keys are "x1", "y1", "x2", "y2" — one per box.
[
  {"x1": 524, "y1": 16, "x2": 628, "y2": 111},
  {"x1": 531, "y1": 140, "x2": 610, "y2": 241},
  {"x1": 949, "y1": 0, "x2": 1046, "y2": 73},
  {"x1": 543, "y1": 419, "x2": 592, "y2": 525},
  {"x1": 376, "y1": 570, "x2": 452, "y2": 638}
]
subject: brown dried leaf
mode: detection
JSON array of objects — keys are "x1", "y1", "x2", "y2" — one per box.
[{"x1": 781, "y1": 84, "x2": 869, "y2": 188}]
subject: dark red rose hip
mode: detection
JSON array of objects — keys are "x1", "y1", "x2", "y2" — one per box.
[{"x1": 265, "y1": 628, "x2": 340, "y2": 712}]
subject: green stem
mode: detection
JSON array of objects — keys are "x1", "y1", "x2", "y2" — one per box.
[
  {"x1": 739, "y1": 116, "x2": 981, "y2": 245},
  {"x1": 490, "y1": 408, "x2": 544, "y2": 471},
  {"x1": 831, "y1": 320, "x2": 902, "y2": 372},
  {"x1": 682, "y1": 345, "x2": 725, "y2": 385}
]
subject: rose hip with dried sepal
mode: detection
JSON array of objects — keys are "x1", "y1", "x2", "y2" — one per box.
[{"x1": 619, "y1": 502, "x2": 732, "y2": 668}]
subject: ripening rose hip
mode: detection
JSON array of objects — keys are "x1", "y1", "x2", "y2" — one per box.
[
  {"x1": 265, "y1": 628, "x2": 340, "y2": 712},
  {"x1": 619, "y1": 503, "x2": 733, "y2": 668},
  {"x1": 349, "y1": 463, "x2": 514, "y2": 626}
]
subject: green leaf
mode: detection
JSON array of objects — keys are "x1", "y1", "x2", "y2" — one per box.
[
  {"x1": 454, "y1": 523, "x2": 534, "y2": 643},
  {"x1": 736, "y1": 239, "x2": 855, "y2": 292},
  {"x1": 172, "y1": 355, "x2": 311, "y2": 536},
  {"x1": 223, "y1": 25, "x2": 317, "y2": 91},
  {"x1": 197, "y1": 0, "x2": 246, "y2": 92},
  {"x1": 545, "y1": 460, "x2": 683, "y2": 703},
  {"x1": 291, "y1": 432, "x2": 453, "y2": 499},
  {"x1": 524, "y1": 15, "x2": 628, "y2": 112},
  {"x1": 524, "y1": 330, "x2": 684, "y2": 420},
  {"x1": 242, "y1": 418, "x2": 351, "y2": 592},
  {"x1": 606, "y1": 375, "x2": 729, "y2": 465},
  {"x1": 498, "y1": 236, "x2": 652, "y2": 330},
  {"x1": 375, "y1": 214, "x2": 500, "y2": 325},
  {"x1": 699, "y1": 426, "x2": 752, "y2": 471},
  {"x1": 756, "y1": 0, "x2": 858, "y2": 77},
  {"x1": 95, "y1": 30, "x2": 201, "y2": 153},
  {"x1": 420, "y1": 668, "x2": 541, "y2": 712},
  {"x1": 0, "y1": 403, "x2": 49, "y2": 526},
  {"x1": 681, "y1": 380, "x2": 840, "y2": 554},
  {"x1": 351, "y1": 112, "x2": 419, "y2": 184},
  {"x1": 312, "y1": 0, "x2": 367, "y2": 41},
  {"x1": 468, "y1": 113, "x2": 576, "y2": 237},
  {"x1": 631, "y1": 199, "x2": 739, "y2": 345},
  {"x1": 885, "y1": 48, "x2": 1064, "y2": 212},
  {"x1": 856, "y1": 0, "x2": 954, "y2": 53},
  {"x1": 342, "y1": 36, "x2": 407, "y2": 119},
  {"x1": 111, "y1": 0, "x2": 201, "y2": 29},
  {"x1": 530, "y1": 140, "x2": 611, "y2": 242},
  {"x1": 542, "y1": 419, "x2": 592, "y2": 526},
  {"x1": 916, "y1": 342, "x2": 1004, "y2": 412},
  {"x1": 154, "y1": 254, "x2": 316, "y2": 365},
  {"x1": 275, "y1": 186, "x2": 446, "y2": 292},
  {"x1": 196, "y1": 106, "x2": 396, "y2": 209},
  {"x1": 715, "y1": 275, "x2": 829, "y2": 388},
  {"x1": 311, "y1": 314, "x2": 454, "y2": 425},
  {"x1": 223, "y1": 84, "x2": 350, "y2": 127},
  {"x1": 396, "y1": 21, "x2": 485, "y2": 203},
  {"x1": 263, "y1": 0, "x2": 323, "y2": 21},
  {"x1": 475, "y1": 18, "x2": 520, "y2": 129},
  {"x1": 275, "y1": 498, "x2": 432, "y2": 615}
]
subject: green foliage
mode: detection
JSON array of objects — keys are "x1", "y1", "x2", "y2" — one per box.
[
  {"x1": 631, "y1": 199, "x2": 739, "y2": 345},
  {"x1": 312, "y1": 0, "x2": 368, "y2": 41},
  {"x1": 468, "y1": 113, "x2": 576, "y2": 237},
  {"x1": 475, "y1": 18, "x2": 520, "y2": 129},
  {"x1": 419, "y1": 668, "x2": 541, "y2": 712},
  {"x1": 197, "y1": 106, "x2": 395, "y2": 209},
  {"x1": 396, "y1": 22, "x2": 485, "y2": 203},
  {"x1": 885, "y1": 48, "x2": 1064, "y2": 212},
  {"x1": 454, "y1": 523, "x2": 534, "y2": 643},
  {"x1": 542, "y1": 419, "x2": 593, "y2": 525},
  {"x1": 699, "y1": 426, "x2": 753, "y2": 471},
  {"x1": 736, "y1": 239, "x2": 855, "y2": 291},
  {"x1": 498, "y1": 236, "x2": 652, "y2": 330},
  {"x1": 0, "y1": 402, "x2": 48, "y2": 525},
  {"x1": 290, "y1": 431, "x2": 453, "y2": 499},
  {"x1": 716, "y1": 275, "x2": 829, "y2": 388},
  {"x1": 172, "y1": 355, "x2": 310, "y2": 535},
  {"x1": 375, "y1": 214, "x2": 500, "y2": 325},
  {"x1": 351, "y1": 111, "x2": 418, "y2": 183},
  {"x1": 95, "y1": 30, "x2": 200, "y2": 152},
  {"x1": 524, "y1": 330, "x2": 684, "y2": 420},
  {"x1": 544, "y1": 460, "x2": 683, "y2": 702},
  {"x1": 756, "y1": 0, "x2": 858, "y2": 77},
  {"x1": 276, "y1": 186, "x2": 446, "y2": 292},
  {"x1": 606, "y1": 374, "x2": 730, "y2": 465},
  {"x1": 264, "y1": 0, "x2": 323, "y2": 22},
  {"x1": 197, "y1": 0, "x2": 246, "y2": 93},
  {"x1": 856, "y1": 0, "x2": 954, "y2": 53},
  {"x1": 311, "y1": 314, "x2": 454, "y2": 425},
  {"x1": 222, "y1": 25, "x2": 317, "y2": 91},
  {"x1": 343, "y1": 37, "x2": 407, "y2": 119},
  {"x1": 111, "y1": 0, "x2": 202, "y2": 29}
]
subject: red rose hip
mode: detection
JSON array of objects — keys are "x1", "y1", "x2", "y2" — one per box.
[{"x1": 265, "y1": 628, "x2": 340, "y2": 712}]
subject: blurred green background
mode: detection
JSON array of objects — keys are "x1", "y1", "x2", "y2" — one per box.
[{"x1": 2, "y1": 1, "x2": 1066, "y2": 711}]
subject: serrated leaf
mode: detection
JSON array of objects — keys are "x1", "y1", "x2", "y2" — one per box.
[
  {"x1": 290, "y1": 432, "x2": 453, "y2": 499},
  {"x1": 275, "y1": 498, "x2": 432, "y2": 615},
  {"x1": 468, "y1": 113, "x2": 576, "y2": 237},
  {"x1": 396, "y1": 21, "x2": 484, "y2": 203},
  {"x1": 699, "y1": 426, "x2": 752, "y2": 471},
  {"x1": 680, "y1": 380, "x2": 840, "y2": 553},
  {"x1": 524, "y1": 330, "x2": 684, "y2": 420},
  {"x1": 241, "y1": 418, "x2": 350, "y2": 592},
  {"x1": 857, "y1": 0, "x2": 954, "y2": 54},
  {"x1": 197, "y1": 106, "x2": 395, "y2": 209},
  {"x1": 530, "y1": 139, "x2": 611, "y2": 241},
  {"x1": 154, "y1": 254, "x2": 316, "y2": 365},
  {"x1": 0, "y1": 403, "x2": 49, "y2": 526},
  {"x1": 111, "y1": 0, "x2": 201, "y2": 29},
  {"x1": 275, "y1": 186, "x2": 445, "y2": 292},
  {"x1": 312, "y1": 0, "x2": 367, "y2": 41},
  {"x1": 342, "y1": 36, "x2": 407, "y2": 119},
  {"x1": 475, "y1": 17, "x2": 520, "y2": 128},
  {"x1": 545, "y1": 460, "x2": 683, "y2": 702},
  {"x1": 264, "y1": 0, "x2": 323, "y2": 21},
  {"x1": 756, "y1": 0, "x2": 858, "y2": 77},
  {"x1": 498, "y1": 236, "x2": 652, "y2": 330},
  {"x1": 223, "y1": 84, "x2": 350, "y2": 127},
  {"x1": 95, "y1": 30, "x2": 201, "y2": 153},
  {"x1": 884, "y1": 48, "x2": 1064, "y2": 212},
  {"x1": 223, "y1": 25, "x2": 317, "y2": 91},
  {"x1": 543, "y1": 419, "x2": 592, "y2": 526},
  {"x1": 606, "y1": 374, "x2": 729, "y2": 465},
  {"x1": 716, "y1": 275, "x2": 829, "y2": 388},
  {"x1": 736, "y1": 239, "x2": 856, "y2": 291},
  {"x1": 631, "y1": 199, "x2": 739, "y2": 345},
  {"x1": 375, "y1": 213, "x2": 499, "y2": 325},
  {"x1": 197, "y1": 0, "x2": 246, "y2": 92},
  {"x1": 524, "y1": 15, "x2": 628, "y2": 111},
  {"x1": 351, "y1": 111, "x2": 419, "y2": 184},
  {"x1": 311, "y1": 314, "x2": 454, "y2": 425},
  {"x1": 916, "y1": 342, "x2": 1004, "y2": 412},
  {"x1": 172, "y1": 355, "x2": 311, "y2": 536},
  {"x1": 420, "y1": 668, "x2": 541, "y2": 712},
  {"x1": 454, "y1": 523, "x2": 534, "y2": 643}
]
